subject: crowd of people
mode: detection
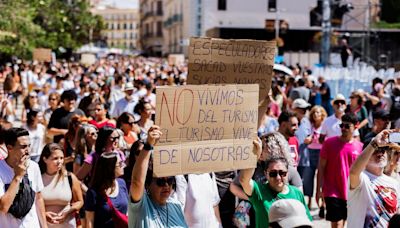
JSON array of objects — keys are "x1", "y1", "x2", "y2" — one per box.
[{"x1": 0, "y1": 56, "x2": 399, "y2": 228}]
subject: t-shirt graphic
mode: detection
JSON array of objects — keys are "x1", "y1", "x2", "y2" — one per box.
[{"x1": 365, "y1": 185, "x2": 398, "y2": 227}]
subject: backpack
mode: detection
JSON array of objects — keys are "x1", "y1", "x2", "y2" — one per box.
[{"x1": 390, "y1": 95, "x2": 400, "y2": 120}]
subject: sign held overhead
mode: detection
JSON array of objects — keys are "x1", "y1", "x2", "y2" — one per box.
[{"x1": 154, "y1": 84, "x2": 259, "y2": 177}]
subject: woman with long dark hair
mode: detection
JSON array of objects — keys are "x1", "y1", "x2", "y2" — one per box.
[
  {"x1": 39, "y1": 143, "x2": 83, "y2": 227},
  {"x1": 134, "y1": 99, "x2": 154, "y2": 140},
  {"x1": 76, "y1": 126, "x2": 125, "y2": 191},
  {"x1": 73, "y1": 124, "x2": 98, "y2": 174},
  {"x1": 116, "y1": 112, "x2": 139, "y2": 149},
  {"x1": 85, "y1": 152, "x2": 128, "y2": 228}
]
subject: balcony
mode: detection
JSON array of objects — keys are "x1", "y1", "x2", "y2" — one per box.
[
  {"x1": 142, "y1": 10, "x2": 163, "y2": 20},
  {"x1": 163, "y1": 14, "x2": 183, "y2": 28}
]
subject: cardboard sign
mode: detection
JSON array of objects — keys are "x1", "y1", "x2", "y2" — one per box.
[
  {"x1": 187, "y1": 37, "x2": 276, "y2": 124},
  {"x1": 154, "y1": 84, "x2": 259, "y2": 177},
  {"x1": 80, "y1": 53, "x2": 97, "y2": 66},
  {"x1": 168, "y1": 54, "x2": 185, "y2": 66},
  {"x1": 33, "y1": 48, "x2": 52, "y2": 62}
]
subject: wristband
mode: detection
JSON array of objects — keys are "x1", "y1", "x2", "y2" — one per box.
[
  {"x1": 143, "y1": 143, "x2": 154, "y2": 151},
  {"x1": 370, "y1": 139, "x2": 379, "y2": 150}
]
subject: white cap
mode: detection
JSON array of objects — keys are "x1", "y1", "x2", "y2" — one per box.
[
  {"x1": 269, "y1": 199, "x2": 313, "y2": 227},
  {"x1": 332, "y1": 93, "x2": 346, "y2": 104},
  {"x1": 292, "y1": 98, "x2": 311, "y2": 109}
]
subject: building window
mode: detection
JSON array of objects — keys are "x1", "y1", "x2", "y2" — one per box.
[
  {"x1": 218, "y1": 0, "x2": 226, "y2": 10},
  {"x1": 268, "y1": 0, "x2": 277, "y2": 12},
  {"x1": 156, "y1": 21, "x2": 162, "y2": 36},
  {"x1": 130, "y1": 23, "x2": 133, "y2": 29},
  {"x1": 117, "y1": 23, "x2": 120, "y2": 30},
  {"x1": 123, "y1": 23, "x2": 127, "y2": 29},
  {"x1": 157, "y1": 1, "x2": 163, "y2": 15},
  {"x1": 111, "y1": 23, "x2": 114, "y2": 30}
]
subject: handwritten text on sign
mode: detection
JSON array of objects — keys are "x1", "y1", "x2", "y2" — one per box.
[
  {"x1": 154, "y1": 85, "x2": 259, "y2": 177},
  {"x1": 187, "y1": 37, "x2": 276, "y2": 125}
]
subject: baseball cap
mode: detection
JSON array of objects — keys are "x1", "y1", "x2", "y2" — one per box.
[
  {"x1": 292, "y1": 98, "x2": 311, "y2": 109},
  {"x1": 269, "y1": 199, "x2": 313, "y2": 228}
]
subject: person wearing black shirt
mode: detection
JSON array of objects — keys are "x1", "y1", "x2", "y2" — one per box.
[{"x1": 47, "y1": 90, "x2": 85, "y2": 143}]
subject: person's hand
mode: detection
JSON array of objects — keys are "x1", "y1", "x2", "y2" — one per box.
[
  {"x1": 46, "y1": 211, "x2": 59, "y2": 224},
  {"x1": 372, "y1": 129, "x2": 400, "y2": 150},
  {"x1": 1, "y1": 99, "x2": 8, "y2": 109},
  {"x1": 54, "y1": 211, "x2": 68, "y2": 224},
  {"x1": 253, "y1": 138, "x2": 262, "y2": 160},
  {"x1": 14, "y1": 154, "x2": 28, "y2": 178},
  {"x1": 304, "y1": 135, "x2": 313, "y2": 145},
  {"x1": 147, "y1": 125, "x2": 162, "y2": 146}
]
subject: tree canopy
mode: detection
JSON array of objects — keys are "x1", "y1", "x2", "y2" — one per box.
[{"x1": 0, "y1": 0, "x2": 103, "y2": 59}]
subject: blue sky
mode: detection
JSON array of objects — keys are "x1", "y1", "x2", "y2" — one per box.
[{"x1": 102, "y1": 0, "x2": 138, "y2": 9}]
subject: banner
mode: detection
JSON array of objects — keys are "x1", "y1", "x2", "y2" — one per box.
[
  {"x1": 154, "y1": 84, "x2": 259, "y2": 177},
  {"x1": 168, "y1": 54, "x2": 185, "y2": 66},
  {"x1": 188, "y1": 37, "x2": 276, "y2": 124},
  {"x1": 33, "y1": 48, "x2": 52, "y2": 62}
]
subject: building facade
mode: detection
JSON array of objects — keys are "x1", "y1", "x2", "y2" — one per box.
[
  {"x1": 92, "y1": 6, "x2": 139, "y2": 50},
  {"x1": 139, "y1": 0, "x2": 164, "y2": 56}
]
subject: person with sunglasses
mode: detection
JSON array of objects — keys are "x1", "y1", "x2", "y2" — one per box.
[
  {"x1": 88, "y1": 102, "x2": 116, "y2": 129},
  {"x1": 348, "y1": 129, "x2": 400, "y2": 227},
  {"x1": 76, "y1": 127, "x2": 125, "y2": 192},
  {"x1": 117, "y1": 112, "x2": 139, "y2": 150},
  {"x1": 316, "y1": 113, "x2": 363, "y2": 228},
  {"x1": 85, "y1": 152, "x2": 128, "y2": 228},
  {"x1": 319, "y1": 94, "x2": 360, "y2": 144},
  {"x1": 129, "y1": 125, "x2": 187, "y2": 228},
  {"x1": 239, "y1": 139, "x2": 311, "y2": 228}
]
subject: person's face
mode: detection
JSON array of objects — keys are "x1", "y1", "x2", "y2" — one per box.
[
  {"x1": 94, "y1": 104, "x2": 105, "y2": 118},
  {"x1": 48, "y1": 96, "x2": 59, "y2": 108},
  {"x1": 340, "y1": 121, "x2": 355, "y2": 136},
  {"x1": 107, "y1": 130, "x2": 120, "y2": 151},
  {"x1": 125, "y1": 90, "x2": 134, "y2": 97},
  {"x1": 114, "y1": 156, "x2": 125, "y2": 177},
  {"x1": 148, "y1": 177, "x2": 174, "y2": 205},
  {"x1": 34, "y1": 112, "x2": 44, "y2": 124},
  {"x1": 43, "y1": 149, "x2": 64, "y2": 174},
  {"x1": 123, "y1": 116, "x2": 135, "y2": 131},
  {"x1": 368, "y1": 149, "x2": 388, "y2": 169},
  {"x1": 333, "y1": 100, "x2": 346, "y2": 113},
  {"x1": 7, "y1": 136, "x2": 30, "y2": 160},
  {"x1": 375, "y1": 118, "x2": 390, "y2": 131},
  {"x1": 63, "y1": 99, "x2": 76, "y2": 111},
  {"x1": 389, "y1": 150, "x2": 400, "y2": 167},
  {"x1": 86, "y1": 127, "x2": 98, "y2": 145},
  {"x1": 265, "y1": 161, "x2": 288, "y2": 192},
  {"x1": 350, "y1": 96, "x2": 359, "y2": 106},
  {"x1": 284, "y1": 117, "x2": 298, "y2": 137},
  {"x1": 141, "y1": 103, "x2": 152, "y2": 118},
  {"x1": 312, "y1": 108, "x2": 323, "y2": 122},
  {"x1": 29, "y1": 94, "x2": 38, "y2": 104}
]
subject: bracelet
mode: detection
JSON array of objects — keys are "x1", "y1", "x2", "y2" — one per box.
[
  {"x1": 370, "y1": 139, "x2": 379, "y2": 150},
  {"x1": 143, "y1": 143, "x2": 154, "y2": 151}
]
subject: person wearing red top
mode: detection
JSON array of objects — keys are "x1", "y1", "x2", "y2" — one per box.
[
  {"x1": 88, "y1": 102, "x2": 116, "y2": 129},
  {"x1": 278, "y1": 111, "x2": 299, "y2": 166}
]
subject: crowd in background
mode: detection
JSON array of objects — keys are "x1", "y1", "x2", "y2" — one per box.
[{"x1": 0, "y1": 56, "x2": 399, "y2": 228}]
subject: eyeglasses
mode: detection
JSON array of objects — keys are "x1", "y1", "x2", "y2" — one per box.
[
  {"x1": 339, "y1": 123, "x2": 352, "y2": 129},
  {"x1": 30, "y1": 96, "x2": 37, "y2": 98},
  {"x1": 89, "y1": 132, "x2": 97, "y2": 136},
  {"x1": 49, "y1": 98, "x2": 57, "y2": 101},
  {"x1": 126, "y1": 121, "x2": 135, "y2": 125},
  {"x1": 155, "y1": 177, "x2": 175, "y2": 187},
  {"x1": 110, "y1": 136, "x2": 120, "y2": 142},
  {"x1": 268, "y1": 170, "x2": 288, "y2": 178}
]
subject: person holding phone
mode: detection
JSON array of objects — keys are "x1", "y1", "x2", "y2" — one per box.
[{"x1": 348, "y1": 129, "x2": 400, "y2": 227}]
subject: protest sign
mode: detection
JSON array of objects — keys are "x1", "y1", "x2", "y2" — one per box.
[
  {"x1": 33, "y1": 48, "x2": 52, "y2": 62},
  {"x1": 168, "y1": 54, "x2": 185, "y2": 66},
  {"x1": 187, "y1": 37, "x2": 276, "y2": 124},
  {"x1": 80, "y1": 53, "x2": 97, "y2": 66},
  {"x1": 153, "y1": 84, "x2": 259, "y2": 177}
]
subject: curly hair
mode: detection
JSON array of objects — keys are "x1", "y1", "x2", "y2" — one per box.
[{"x1": 260, "y1": 132, "x2": 292, "y2": 166}]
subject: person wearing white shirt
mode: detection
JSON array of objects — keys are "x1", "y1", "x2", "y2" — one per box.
[
  {"x1": 0, "y1": 128, "x2": 47, "y2": 228},
  {"x1": 111, "y1": 82, "x2": 138, "y2": 119},
  {"x1": 174, "y1": 173, "x2": 222, "y2": 228}
]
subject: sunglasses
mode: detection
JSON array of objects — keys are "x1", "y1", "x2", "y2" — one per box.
[
  {"x1": 339, "y1": 123, "x2": 352, "y2": 129},
  {"x1": 110, "y1": 136, "x2": 120, "y2": 142},
  {"x1": 126, "y1": 121, "x2": 135, "y2": 125},
  {"x1": 155, "y1": 177, "x2": 175, "y2": 187},
  {"x1": 89, "y1": 132, "x2": 97, "y2": 136},
  {"x1": 334, "y1": 101, "x2": 346, "y2": 105},
  {"x1": 268, "y1": 170, "x2": 288, "y2": 178},
  {"x1": 30, "y1": 96, "x2": 37, "y2": 98}
]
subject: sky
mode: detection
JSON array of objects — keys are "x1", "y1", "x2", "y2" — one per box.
[{"x1": 102, "y1": 0, "x2": 138, "y2": 9}]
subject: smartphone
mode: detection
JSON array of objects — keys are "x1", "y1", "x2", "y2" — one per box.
[{"x1": 389, "y1": 132, "x2": 400, "y2": 144}]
